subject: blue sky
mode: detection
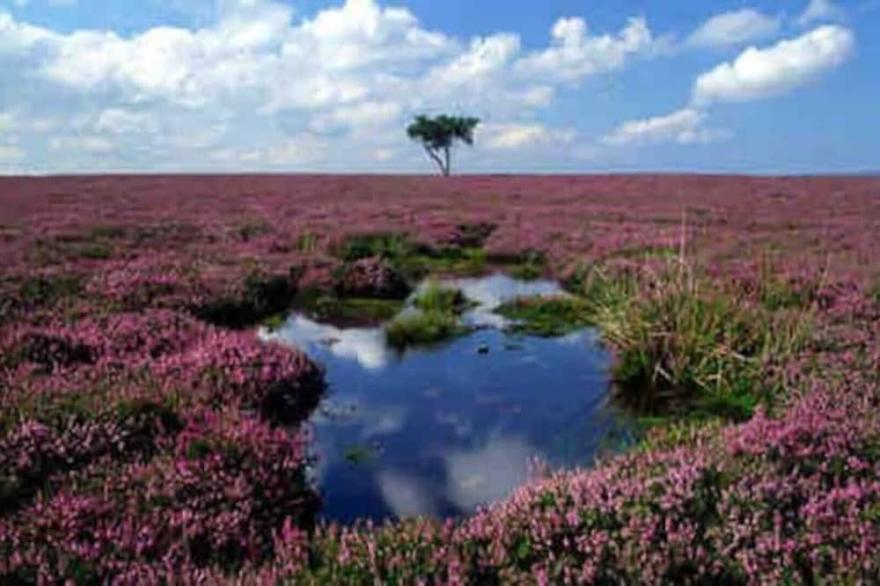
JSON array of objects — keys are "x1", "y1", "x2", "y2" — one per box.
[{"x1": 0, "y1": 0, "x2": 877, "y2": 174}]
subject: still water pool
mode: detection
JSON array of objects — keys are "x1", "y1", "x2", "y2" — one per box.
[{"x1": 262, "y1": 274, "x2": 629, "y2": 523}]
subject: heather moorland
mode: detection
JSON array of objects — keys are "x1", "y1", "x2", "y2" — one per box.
[{"x1": 1, "y1": 174, "x2": 879, "y2": 583}]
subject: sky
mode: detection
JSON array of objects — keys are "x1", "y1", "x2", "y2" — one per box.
[{"x1": 0, "y1": 0, "x2": 877, "y2": 174}]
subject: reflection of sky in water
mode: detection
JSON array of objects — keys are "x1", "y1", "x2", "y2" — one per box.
[
  {"x1": 263, "y1": 316, "x2": 392, "y2": 370},
  {"x1": 263, "y1": 274, "x2": 627, "y2": 523}
]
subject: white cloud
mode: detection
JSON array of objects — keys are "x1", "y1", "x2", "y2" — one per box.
[
  {"x1": 0, "y1": 144, "x2": 25, "y2": 162},
  {"x1": 687, "y1": 9, "x2": 781, "y2": 48},
  {"x1": 377, "y1": 470, "x2": 438, "y2": 518},
  {"x1": 95, "y1": 109, "x2": 157, "y2": 134},
  {"x1": 0, "y1": 1, "x2": 857, "y2": 173},
  {"x1": 693, "y1": 25, "x2": 854, "y2": 104},
  {"x1": 426, "y1": 33, "x2": 519, "y2": 88},
  {"x1": 443, "y1": 435, "x2": 536, "y2": 510},
  {"x1": 515, "y1": 17, "x2": 654, "y2": 83},
  {"x1": 0, "y1": 12, "x2": 53, "y2": 53},
  {"x1": 798, "y1": 0, "x2": 844, "y2": 25},
  {"x1": 602, "y1": 108, "x2": 724, "y2": 147},
  {"x1": 482, "y1": 123, "x2": 575, "y2": 151},
  {"x1": 48, "y1": 135, "x2": 115, "y2": 153},
  {"x1": 310, "y1": 100, "x2": 402, "y2": 132},
  {"x1": 261, "y1": 315, "x2": 392, "y2": 370}
]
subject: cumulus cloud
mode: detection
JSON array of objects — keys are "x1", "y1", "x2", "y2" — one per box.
[
  {"x1": 481, "y1": 123, "x2": 575, "y2": 151},
  {"x1": 693, "y1": 25, "x2": 854, "y2": 104},
  {"x1": 601, "y1": 108, "x2": 725, "y2": 147},
  {"x1": 687, "y1": 9, "x2": 781, "y2": 48},
  {"x1": 0, "y1": 1, "x2": 857, "y2": 172},
  {"x1": 48, "y1": 135, "x2": 115, "y2": 153},
  {"x1": 377, "y1": 471, "x2": 438, "y2": 518},
  {"x1": 95, "y1": 109, "x2": 158, "y2": 134},
  {"x1": 0, "y1": 0, "x2": 667, "y2": 172},
  {"x1": 443, "y1": 435, "x2": 536, "y2": 510},
  {"x1": 798, "y1": 0, "x2": 844, "y2": 25},
  {"x1": 261, "y1": 315, "x2": 392, "y2": 371},
  {"x1": 515, "y1": 17, "x2": 654, "y2": 83}
]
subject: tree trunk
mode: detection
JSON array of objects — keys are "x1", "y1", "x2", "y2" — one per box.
[
  {"x1": 443, "y1": 146, "x2": 451, "y2": 176},
  {"x1": 424, "y1": 146, "x2": 446, "y2": 176}
]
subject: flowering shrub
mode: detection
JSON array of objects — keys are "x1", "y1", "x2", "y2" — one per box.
[
  {"x1": 0, "y1": 175, "x2": 878, "y2": 582},
  {"x1": 0, "y1": 409, "x2": 314, "y2": 582},
  {"x1": 335, "y1": 256, "x2": 411, "y2": 299},
  {"x1": 155, "y1": 329, "x2": 325, "y2": 424},
  {"x1": 290, "y1": 354, "x2": 880, "y2": 584}
]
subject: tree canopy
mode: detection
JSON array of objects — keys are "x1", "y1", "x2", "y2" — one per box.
[{"x1": 406, "y1": 114, "x2": 480, "y2": 176}]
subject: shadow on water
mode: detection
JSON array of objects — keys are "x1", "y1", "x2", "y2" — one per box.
[{"x1": 261, "y1": 274, "x2": 632, "y2": 524}]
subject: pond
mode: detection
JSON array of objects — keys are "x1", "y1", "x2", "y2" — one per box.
[{"x1": 261, "y1": 274, "x2": 630, "y2": 524}]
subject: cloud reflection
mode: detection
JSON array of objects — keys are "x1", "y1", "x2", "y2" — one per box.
[
  {"x1": 443, "y1": 434, "x2": 539, "y2": 510},
  {"x1": 262, "y1": 315, "x2": 392, "y2": 370},
  {"x1": 377, "y1": 470, "x2": 439, "y2": 518}
]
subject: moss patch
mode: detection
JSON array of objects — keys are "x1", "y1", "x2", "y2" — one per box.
[
  {"x1": 495, "y1": 295, "x2": 593, "y2": 337},
  {"x1": 385, "y1": 284, "x2": 473, "y2": 350},
  {"x1": 385, "y1": 311, "x2": 465, "y2": 350},
  {"x1": 334, "y1": 232, "x2": 488, "y2": 282}
]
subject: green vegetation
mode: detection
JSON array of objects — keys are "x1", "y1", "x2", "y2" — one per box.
[
  {"x1": 488, "y1": 249, "x2": 546, "y2": 280},
  {"x1": 343, "y1": 445, "x2": 375, "y2": 465},
  {"x1": 871, "y1": 275, "x2": 880, "y2": 304},
  {"x1": 755, "y1": 254, "x2": 817, "y2": 311},
  {"x1": 412, "y1": 281, "x2": 472, "y2": 313},
  {"x1": 406, "y1": 114, "x2": 480, "y2": 176},
  {"x1": 233, "y1": 218, "x2": 272, "y2": 242},
  {"x1": 335, "y1": 231, "x2": 554, "y2": 284},
  {"x1": 334, "y1": 232, "x2": 487, "y2": 281},
  {"x1": 195, "y1": 271, "x2": 298, "y2": 329},
  {"x1": 385, "y1": 311, "x2": 463, "y2": 350},
  {"x1": 78, "y1": 242, "x2": 113, "y2": 260},
  {"x1": 296, "y1": 231, "x2": 320, "y2": 254},
  {"x1": 385, "y1": 283, "x2": 472, "y2": 349},
  {"x1": 294, "y1": 290, "x2": 405, "y2": 326},
  {"x1": 609, "y1": 245, "x2": 677, "y2": 261},
  {"x1": 495, "y1": 295, "x2": 593, "y2": 337},
  {"x1": 570, "y1": 264, "x2": 812, "y2": 421},
  {"x1": 336, "y1": 232, "x2": 414, "y2": 263},
  {"x1": 399, "y1": 246, "x2": 487, "y2": 279}
]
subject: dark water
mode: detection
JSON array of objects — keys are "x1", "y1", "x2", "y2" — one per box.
[{"x1": 262, "y1": 274, "x2": 628, "y2": 523}]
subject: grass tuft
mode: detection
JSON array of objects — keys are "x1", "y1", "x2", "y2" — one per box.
[
  {"x1": 495, "y1": 295, "x2": 593, "y2": 337},
  {"x1": 572, "y1": 262, "x2": 811, "y2": 421},
  {"x1": 385, "y1": 311, "x2": 463, "y2": 350},
  {"x1": 385, "y1": 283, "x2": 472, "y2": 349}
]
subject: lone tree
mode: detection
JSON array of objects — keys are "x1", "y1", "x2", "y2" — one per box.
[{"x1": 407, "y1": 114, "x2": 479, "y2": 176}]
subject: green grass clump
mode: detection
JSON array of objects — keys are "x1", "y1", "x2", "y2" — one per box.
[
  {"x1": 754, "y1": 253, "x2": 819, "y2": 311},
  {"x1": 488, "y1": 249, "x2": 546, "y2": 280},
  {"x1": 335, "y1": 232, "x2": 487, "y2": 280},
  {"x1": 412, "y1": 282, "x2": 472, "y2": 314},
  {"x1": 336, "y1": 233, "x2": 416, "y2": 263},
  {"x1": 385, "y1": 284, "x2": 472, "y2": 349},
  {"x1": 385, "y1": 311, "x2": 463, "y2": 350},
  {"x1": 566, "y1": 263, "x2": 811, "y2": 422},
  {"x1": 495, "y1": 295, "x2": 593, "y2": 337},
  {"x1": 396, "y1": 247, "x2": 487, "y2": 279}
]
